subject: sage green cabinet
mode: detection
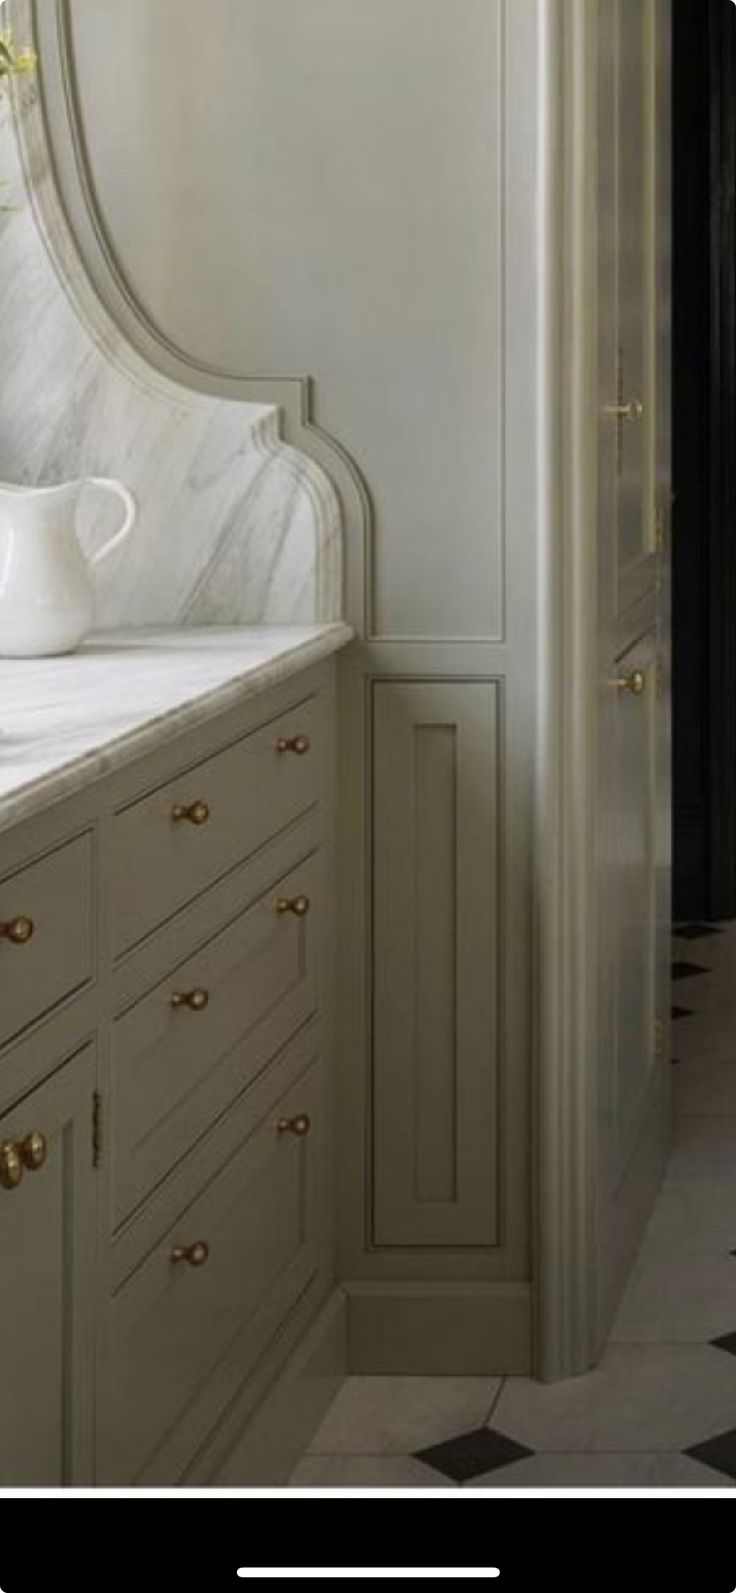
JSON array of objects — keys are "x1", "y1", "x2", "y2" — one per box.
[
  {"x1": 0, "y1": 1045, "x2": 96, "y2": 1488},
  {"x1": 0, "y1": 658, "x2": 336, "y2": 1486}
]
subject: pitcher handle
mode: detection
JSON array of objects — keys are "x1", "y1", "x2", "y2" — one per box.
[{"x1": 83, "y1": 478, "x2": 137, "y2": 567}]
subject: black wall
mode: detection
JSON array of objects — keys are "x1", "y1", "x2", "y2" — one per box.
[{"x1": 673, "y1": 0, "x2": 736, "y2": 922}]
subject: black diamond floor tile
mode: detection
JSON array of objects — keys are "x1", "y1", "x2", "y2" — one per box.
[
  {"x1": 672, "y1": 961, "x2": 709, "y2": 980},
  {"x1": 712, "y1": 1332, "x2": 736, "y2": 1357},
  {"x1": 415, "y1": 1427, "x2": 534, "y2": 1483},
  {"x1": 686, "y1": 1427, "x2": 736, "y2": 1481},
  {"x1": 674, "y1": 924, "x2": 723, "y2": 941},
  {"x1": 672, "y1": 1006, "x2": 694, "y2": 1020}
]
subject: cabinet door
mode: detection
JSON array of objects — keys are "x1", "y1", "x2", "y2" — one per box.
[
  {"x1": 594, "y1": 0, "x2": 671, "y2": 1346},
  {"x1": 0, "y1": 1047, "x2": 96, "y2": 1487}
]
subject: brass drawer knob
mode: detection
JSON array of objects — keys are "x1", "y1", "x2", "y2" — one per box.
[
  {"x1": 0, "y1": 1132, "x2": 48, "y2": 1189},
  {"x1": 616, "y1": 670, "x2": 646, "y2": 697},
  {"x1": 21, "y1": 1131, "x2": 48, "y2": 1172},
  {"x1": 171, "y1": 800, "x2": 211, "y2": 827},
  {"x1": 0, "y1": 916, "x2": 35, "y2": 946},
  {"x1": 171, "y1": 1240, "x2": 210, "y2": 1268},
  {"x1": 275, "y1": 895, "x2": 311, "y2": 918},
  {"x1": 0, "y1": 1141, "x2": 23, "y2": 1190},
  {"x1": 275, "y1": 735, "x2": 311, "y2": 756},
  {"x1": 171, "y1": 988, "x2": 210, "y2": 1013},
  {"x1": 277, "y1": 1113, "x2": 311, "y2": 1139}
]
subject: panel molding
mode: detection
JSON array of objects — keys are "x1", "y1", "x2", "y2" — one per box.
[{"x1": 371, "y1": 680, "x2": 502, "y2": 1250}]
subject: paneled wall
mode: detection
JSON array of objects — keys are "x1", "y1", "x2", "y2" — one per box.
[{"x1": 33, "y1": 0, "x2": 549, "y2": 1371}]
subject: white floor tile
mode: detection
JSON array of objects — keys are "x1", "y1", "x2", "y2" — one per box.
[
  {"x1": 642, "y1": 1180, "x2": 736, "y2": 1251},
  {"x1": 668, "y1": 1117, "x2": 736, "y2": 1181},
  {"x1": 609, "y1": 1250, "x2": 736, "y2": 1343},
  {"x1": 308, "y1": 1377, "x2": 501, "y2": 1456},
  {"x1": 674, "y1": 1014, "x2": 736, "y2": 1065},
  {"x1": 464, "y1": 1453, "x2": 735, "y2": 1490},
  {"x1": 676, "y1": 1063, "x2": 736, "y2": 1117},
  {"x1": 491, "y1": 1345, "x2": 736, "y2": 1453},
  {"x1": 289, "y1": 1455, "x2": 455, "y2": 1489}
]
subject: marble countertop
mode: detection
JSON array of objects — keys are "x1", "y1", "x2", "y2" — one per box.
[{"x1": 0, "y1": 624, "x2": 352, "y2": 835}]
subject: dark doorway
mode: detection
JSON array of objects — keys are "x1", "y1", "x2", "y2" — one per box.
[{"x1": 672, "y1": 0, "x2": 736, "y2": 922}]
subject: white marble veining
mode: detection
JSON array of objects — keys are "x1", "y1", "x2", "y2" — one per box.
[
  {"x1": 0, "y1": 624, "x2": 352, "y2": 834},
  {"x1": 0, "y1": 46, "x2": 342, "y2": 629}
]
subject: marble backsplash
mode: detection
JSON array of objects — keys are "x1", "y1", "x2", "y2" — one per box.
[{"x1": 0, "y1": 87, "x2": 342, "y2": 629}]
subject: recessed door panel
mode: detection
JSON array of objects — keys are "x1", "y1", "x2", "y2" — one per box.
[{"x1": 372, "y1": 681, "x2": 501, "y2": 1247}]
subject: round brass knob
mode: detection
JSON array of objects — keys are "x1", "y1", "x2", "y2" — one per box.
[
  {"x1": 616, "y1": 670, "x2": 646, "y2": 697},
  {"x1": 170, "y1": 988, "x2": 210, "y2": 1013},
  {"x1": 275, "y1": 895, "x2": 311, "y2": 918},
  {"x1": 21, "y1": 1131, "x2": 48, "y2": 1172},
  {"x1": 171, "y1": 1240, "x2": 210, "y2": 1268},
  {"x1": 0, "y1": 1141, "x2": 23, "y2": 1190},
  {"x1": 275, "y1": 735, "x2": 311, "y2": 756},
  {"x1": 0, "y1": 916, "x2": 35, "y2": 946},
  {"x1": 171, "y1": 800, "x2": 211, "y2": 827},
  {"x1": 277, "y1": 1114, "x2": 311, "y2": 1139}
]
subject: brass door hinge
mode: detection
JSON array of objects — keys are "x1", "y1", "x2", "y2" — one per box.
[{"x1": 92, "y1": 1090, "x2": 103, "y2": 1169}]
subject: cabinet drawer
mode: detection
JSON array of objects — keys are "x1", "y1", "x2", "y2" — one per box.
[
  {"x1": 112, "y1": 852, "x2": 320, "y2": 1222},
  {"x1": 0, "y1": 836, "x2": 93, "y2": 1049},
  {"x1": 112, "y1": 696, "x2": 323, "y2": 953},
  {"x1": 108, "y1": 1060, "x2": 322, "y2": 1483}
]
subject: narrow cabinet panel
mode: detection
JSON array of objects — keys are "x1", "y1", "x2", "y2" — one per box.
[{"x1": 372, "y1": 682, "x2": 501, "y2": 1247}]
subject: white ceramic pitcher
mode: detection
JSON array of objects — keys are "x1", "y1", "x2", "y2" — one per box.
[{"x1": 0, "y1": 477, "x2": 137, "y2": 656}]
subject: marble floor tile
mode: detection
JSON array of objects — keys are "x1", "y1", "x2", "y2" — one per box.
[
  {"x1": 490, "y1": 1345, "x2": 736, "y2": 1453},
  {"x1": 672, "y1": 962, "x2": 709, "y2": 982},
  {"x1": 686, "y1": 1426, "x2": 736, "y2": 1482},
  {"x1": 463, "y1": 1453, "x2": 735, "y2": 1490},
  {"x1": 308, "y1": 1377, "x2": 502, "y2": 1456},
  {"x1": 674, "y1": 1016, "x2": 736, "y2": 1064},
  {"x1": 668, "y1": 1117, "x2": 736, "y2": 1181},
  {"x1": 609, "y1": 1251, "x2": 736, "y2": 1343},
  {"x1": 289, "y1": 1455, "x2": 455, "y2": 1489},
  {"x1": 416, "y1": 1427, "x2": 533, "y2": 1483},
  {"x1": 641, "y1": 1180, "x2": 736, "y2": 1251},
  {"x1": 676, "y1": 1063, "x2": 736, "y2": 1117}
]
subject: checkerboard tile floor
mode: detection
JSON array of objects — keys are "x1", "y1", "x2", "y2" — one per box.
[{"x1": 289, "y1": 922, "x2": 736, "y2": 1490}]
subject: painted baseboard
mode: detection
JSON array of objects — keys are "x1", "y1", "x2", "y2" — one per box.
[
  {"x1": 186, "y1": 1278, "x2": 531, "y2": 1488},
  {"x1": 195, "y1": 1288, "x2": 348, "y2": 1488},
  {"x1": 344, "y1": 1282, "x2": 532, "y2": 1375}
]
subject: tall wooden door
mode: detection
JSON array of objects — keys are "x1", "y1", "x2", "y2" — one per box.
[{"x1": 595, "y1": 0, "x2": 672, "y2": 1346}]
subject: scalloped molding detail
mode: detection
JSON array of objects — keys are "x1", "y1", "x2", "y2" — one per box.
[
  {"x1": 0, "y1": 0, "x2": 366, "y2": 630},
  {"x1": 18, "y1": 0, "x2": 370, "y2": 632}
]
